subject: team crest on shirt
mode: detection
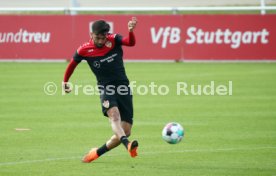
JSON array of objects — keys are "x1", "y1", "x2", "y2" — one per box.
[
  {"x1": 103, "y1": 100, "x2": 110, "y2": 108},
  {"x1": 105, "y1": 41, "x2": 112, "y2": 48}
]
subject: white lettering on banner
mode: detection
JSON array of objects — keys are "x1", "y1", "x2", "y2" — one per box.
[
  {"x1": 151, "y1": 27, "x2": 181, "y2": 48},
  {"x1": 186, "y1": 27, "x2": 269, "y2": 49},
  {"x1": 0, "y1": 28, "x2": 51, "y2": 44}
]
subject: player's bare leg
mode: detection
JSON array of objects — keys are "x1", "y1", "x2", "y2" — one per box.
[
  {"x1": 105, "y1": 121, "x2": 132, "y2": 149},
  {"x1": 82, "y1": 107, "x2": 122, "y2": 163},
  {"x1": 103, "y1": 119, "x2": 138, "y2": 157},
  {"x1": 82, "y1": 107, "x2": 138, "y2": 163},
  {"x1": 106, "y1": 107, "x2": 138, "y2": 157},
  {"x1": 107, "y1": 107, "x2": 127, "y2": 139}
]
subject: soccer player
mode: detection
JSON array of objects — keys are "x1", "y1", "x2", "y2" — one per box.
[{"x1": 63, "y1": 17, "x2": 138, "y2": 162}]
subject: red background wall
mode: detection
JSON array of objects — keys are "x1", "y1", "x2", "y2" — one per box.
[{"x1": 0, "y1": 15, "x2": 275, "y2": 60}]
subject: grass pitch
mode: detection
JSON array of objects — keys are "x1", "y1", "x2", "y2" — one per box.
[{"x1": 0, "y1": 62, "x2": 275, "y2": 176}]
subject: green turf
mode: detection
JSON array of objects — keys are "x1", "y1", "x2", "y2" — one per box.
[{"x1": 0, "y1": 62, "x2": 275, "y2": 176}]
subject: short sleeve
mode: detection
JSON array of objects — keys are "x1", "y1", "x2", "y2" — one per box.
[
  {"x1": 114, "y1": 34, "x2": 123, "y2": 45},
  {"x1": 73, "y1": 51, "x2": 84, "y2": 63}
]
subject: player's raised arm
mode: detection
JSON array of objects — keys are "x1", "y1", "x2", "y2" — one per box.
[
  {"x1": 63, "y1": 59, "x2": 79, "y2": 93},
  {"x1": 128, "y1": 17, "x2": 137, "y2": 32},
  {"x1": 122, "y1": 17, "x2": 138, "y2": 46}
]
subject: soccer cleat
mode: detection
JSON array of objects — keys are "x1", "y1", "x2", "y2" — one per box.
[
  {"x1": 127, "y1": 140, "x2": 138, "y2": 158},
  {"x1": 82, "y1": 148, "x2": 99, "y2": 163}
]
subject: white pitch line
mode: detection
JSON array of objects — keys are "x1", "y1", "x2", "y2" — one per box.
[
  {"x1": 143, "y1": 146, "x2": 276, "y2": 155},
  {"x1": 0, "y1": 156, "x2": 81, "y2": 166},
  {"x1": 0, "y1": 146, "x2": 275, "y2": 166}
]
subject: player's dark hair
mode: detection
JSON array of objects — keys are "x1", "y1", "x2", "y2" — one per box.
[{"x1": 92, "y1": 20, "x2": 110, "y2": 35}]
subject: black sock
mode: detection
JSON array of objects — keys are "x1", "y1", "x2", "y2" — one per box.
[
  {"x1": 120, "y1": 136, "x2": 129, "y2": 149},
  {"x1": 96, "y1": 144, "x2": 110, "y2": 156}
]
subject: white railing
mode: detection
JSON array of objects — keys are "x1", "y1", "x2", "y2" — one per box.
[{"x1": 0, "y1": 6, "x2": 276, "y2": 15}]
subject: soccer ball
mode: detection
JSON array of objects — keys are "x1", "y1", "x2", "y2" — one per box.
[{"x1": 162, "y1": 122, "x2": 184, "y2": 144}]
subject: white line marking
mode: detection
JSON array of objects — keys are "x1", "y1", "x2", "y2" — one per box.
[
  {"x1": 144, "y1": 146, "x2": 276, "y2": 154},
  {"x1": 0, "y1": 156, "x2": 81, "y2": 166},
  {"x1": 15, "y1": 128, "x2": 31, "y2": 131},
  {"x1": 0, "y1": 146, "x2": 275, "y2": 166}
]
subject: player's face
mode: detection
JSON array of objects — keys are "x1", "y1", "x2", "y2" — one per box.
[{"x1": 91, "y1": 33, "x2": 107, "y2": 48}]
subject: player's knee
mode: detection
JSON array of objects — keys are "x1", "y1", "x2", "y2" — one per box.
[
  {"x1": 110, "y1": 115, "x2": 120, "y2": 122},
  {"x1": 109, "y1": 112, "x2": 121, "y2": 122},
  {"x1": 108, "y1": 108, "x2": 121, "y2": 122}
]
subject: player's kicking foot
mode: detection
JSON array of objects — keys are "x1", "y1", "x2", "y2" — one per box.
[
  {"x1": 127, "y1": 140, "x2": 138, "y2": 158},
  {"x1": 82, "y1": 148, "x2": 99, "y2": 163}
]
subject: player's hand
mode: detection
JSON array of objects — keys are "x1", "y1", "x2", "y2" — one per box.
[
  {"x1": 63, "y1": 82, "x2": 72, "y2": 94},
  {"x1": 128, "y1": 17, "x2": 137, "y2": 32}
]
